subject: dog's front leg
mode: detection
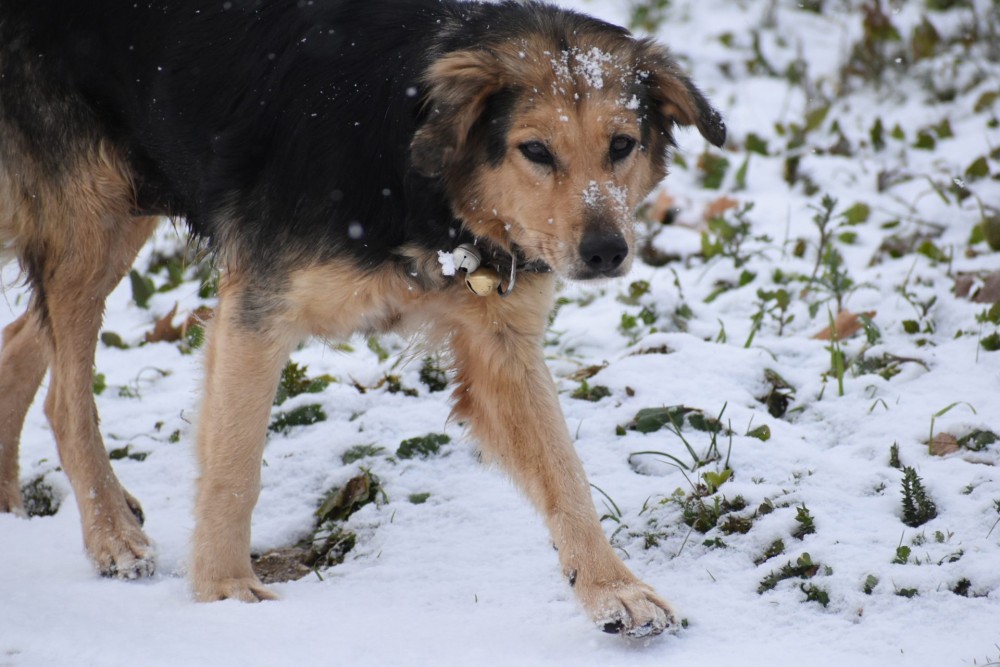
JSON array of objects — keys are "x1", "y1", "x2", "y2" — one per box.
[
  {"x1": 443, "y1": 274, "x2": 675, "y2": 637},
  {"x1": 191, "y1": 275, "x2": 296, "y2": 602}
]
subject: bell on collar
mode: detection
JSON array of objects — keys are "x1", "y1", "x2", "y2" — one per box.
[
  {"x1": 452, "y1": 243, "x2": 481, "y2": 274},
  {"x1": 465, "y1": 266, "x2": 501, "y2": 296}
]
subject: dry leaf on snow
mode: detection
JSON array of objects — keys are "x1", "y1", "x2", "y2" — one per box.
[{"x1": 813, "y1": 310, "x2": 877, "y2": 341}]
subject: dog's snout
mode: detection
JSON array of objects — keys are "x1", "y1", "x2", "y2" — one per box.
[{"x1": 579, "y1": 229, "x2": 628, "y2": 275}]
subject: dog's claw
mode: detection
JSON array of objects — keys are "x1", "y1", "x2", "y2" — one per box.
[
  {"x1": 194, "y1": 577, "x2": 278, "y2": 603},
  {"x1": 602, "y1": 620, "x2": 625, "y2": 634},
  {"x1": 101, "y1": 554, "x2": 156, "y2": 580}
]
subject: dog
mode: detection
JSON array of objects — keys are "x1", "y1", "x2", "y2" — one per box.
[{"x1": 0, "y1": 0, "x2": 724, "y2": 637}]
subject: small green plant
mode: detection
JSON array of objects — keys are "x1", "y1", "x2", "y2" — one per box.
[
  {"x1": 889, "y1": 442, "x2": 902, "y2": 469},
  {"x1": 571, "y1": 380, "x2": 612, "y2": 402},
  {"x1": 951, "y1": 578, "x2": 972, "y2": 597},
  {"x1": 19, "y1": 475, "x2": 61, "y2": 517},
  {"x1": 627, "y1": 0, "x2": 670, "y2": 32},
  {"x1": 824, "y1": 309, "x2": 847, "y2": 398},
  {"x1": 808, "y1": 194, "x2": 838, "y2": 283},
  {"x1": 100, "y1": 331, "x2": 129, "y2": 350},
  {"x1": 92, "y1": 371, "x2": 108, "y2": 396},
  {"x1": 800, "y1": 583, "x2": 831, "y2": 607},
  {"x1": 341, "y1": 444, "x2": 385, "y2": 465},
  {"x1": 273, "y1": 361, "x2": 333, "y2": 406},
  {"x1": 108, "y1": 445, "x2": 148, "y2": 462},
  {"x1": 756, "y1": 538, "x2": 786, "y2": 565},
  {"x1": 129, "y1": 269, "x2": 156, "y2": 309},
  {"x1": 418, "y1": 356, "x2": 448, "y2": 392},
  {"x1": 842, "y1": 1, "x2": 906, "y2": 88},
  {"x1": 626, "y1": 404, "x2": 731, "y2": 473},
  {"x1": 269, "y1": 404, "x2": 327, "y2": 435},
  {"x1": 957, "y1": 430, "x2": 998, "y2": 451},
  {"x1": 698, "y1": 151, "x2": 730, "y2": 190},
  {"x1": 745, "y1": 288, "x2": 794, "y2": 347},
  {"x1": 758, "y1": 552, "x2": 821, "y2": 594},
  {"x1": 792, "y1": 504, "x2": 817, "y2": 539},
  {"x1": 591, "y1": 484, "x2": 624, "y2": 524},
  {"x1": 701, "y1": 203, "x2": 764, "y2": 268},
  {"x1": 680, "y1": 493, "x2": 746, "y2": 534},
  {"x1": 397, "y1": 433, "x2": 450, "y2": 460},
  {"x1": 900, "y1": 466, "x2": 938, "y2": 527},
  {"x1": 367, "y1": 336, "x2": 390, "y2": 363}
]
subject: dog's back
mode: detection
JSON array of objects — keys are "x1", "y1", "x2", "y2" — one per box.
[{"x1": 1, "y1": 0, "x2": 466, "y2": 267}]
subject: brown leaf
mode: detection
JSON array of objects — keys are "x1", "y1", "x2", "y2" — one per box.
[
  {"x1": 955, "y1": 271, "x2": 1000, "y2": 303},
  {"x1": 144, "y1": 303, "x2": 181, "y2": 343},
  {"x1": 145, "y1": 304, "x2": 214, "y2": 344},
  {"x1": 703, "y1": 196, "x2": 740, "y2": 221},
  {"x1": 929, "y1": 433, "x2": 959, "y2": 457},
  {"x1": 567, "y1": 363, "x2": 608, "y2": 382},
  {"x1": 813, "y1": 310, "x2": 877, "y2": 341}
]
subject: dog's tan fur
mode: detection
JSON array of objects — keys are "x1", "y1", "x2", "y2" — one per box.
[
  {"x1": 0, "y1": 141, "x2": 158, "y2": 572},
  {"x1": 1, "y1": 11, "x2": 723, "y2": 636}
]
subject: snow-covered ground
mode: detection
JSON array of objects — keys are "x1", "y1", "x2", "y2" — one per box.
[{"x1": 3, "y1": 1, "x2": 999, "y2": 665}]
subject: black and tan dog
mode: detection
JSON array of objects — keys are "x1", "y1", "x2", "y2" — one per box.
[{"x1": 0, "y1": 0, "x2": 724, "y2": 636}]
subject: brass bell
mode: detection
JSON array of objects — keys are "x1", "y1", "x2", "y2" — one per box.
[{"x1": 465, "y1": 266, "x2": 501, "y2": 296}]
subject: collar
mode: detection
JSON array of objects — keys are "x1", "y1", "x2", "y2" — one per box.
[{"x1": 450, "y1": 236, "x2": 551, "y2": 297}]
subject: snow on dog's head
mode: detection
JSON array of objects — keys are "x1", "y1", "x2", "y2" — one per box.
[{"x1": 411, "y1": 3, "x2": 725, "y2": 280}]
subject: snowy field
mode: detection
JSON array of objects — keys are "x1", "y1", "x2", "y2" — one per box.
[{"x1": 3, "y1": 1, "x2": 1000, "y2": 665}]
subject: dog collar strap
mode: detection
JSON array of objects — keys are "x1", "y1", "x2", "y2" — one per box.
[{"x1": 451, "y1": 243, "x2": 549, "y2": 298}]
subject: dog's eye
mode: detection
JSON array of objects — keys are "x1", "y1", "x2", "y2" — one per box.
[
  {"x1": 519, "y1": 141, "x2": 555, "y2": 166},
  {"x1": 609, "y1": 135, "x2": 637, "y2": 162}
]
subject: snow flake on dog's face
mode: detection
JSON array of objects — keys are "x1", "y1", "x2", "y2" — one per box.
[{"x1": 548, "y1": 46, "x2": 625, "y2": 98}]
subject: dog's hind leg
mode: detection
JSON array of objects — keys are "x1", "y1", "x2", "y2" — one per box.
[
  {"x1": 0, "y1": 309, "x2": 49, "y2": 514},
  {"x1": 34, "y1": 210, "x2": 160, "y2": 577},
  {"x1": 440, "y1": 274, "x2": 675, "y2": 638},
  {"x1": 191, "y1": 272, "x2": 297, "y2": 602}
]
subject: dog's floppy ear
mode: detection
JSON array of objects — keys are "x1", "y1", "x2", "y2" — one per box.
[
  {"x1": 637, "y1": 41, "x2": 726, "y2": 148},
  {"x1": 411, "y1": 50, "x2": 503, "y2": 177}
]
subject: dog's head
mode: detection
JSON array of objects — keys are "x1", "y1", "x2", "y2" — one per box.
[{"x1": 411, "y1": 5, "x2": 725, "y2": 281}]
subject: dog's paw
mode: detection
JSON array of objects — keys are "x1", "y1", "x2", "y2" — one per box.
[
  {"x1": 193, "y1": 576, "x2": 278, "y2": 603},
  {"x1": 88, "y1": 521, "x2": 156, "y2": 580},
  {"x1": 579, "y1": 579, "x2": 677, "y2": 638}
]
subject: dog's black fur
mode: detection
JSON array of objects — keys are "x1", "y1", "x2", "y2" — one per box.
[{"x1": 2, "y1": 0, "x2": 686, "y2": 272}]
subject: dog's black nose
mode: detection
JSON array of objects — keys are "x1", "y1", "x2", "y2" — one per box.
[{"x1": 579, "y1": 230, "x2": 628, "y2": 275}]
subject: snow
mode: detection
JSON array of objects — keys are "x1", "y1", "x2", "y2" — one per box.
[{"x1": 3, "y1": 1, "x2": 1000, "y2": 665}]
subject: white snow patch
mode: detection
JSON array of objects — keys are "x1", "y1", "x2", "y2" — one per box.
[{"x1": 437, "y1": 250, "x2": 456, "y2": 276}]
